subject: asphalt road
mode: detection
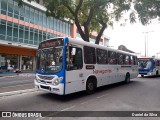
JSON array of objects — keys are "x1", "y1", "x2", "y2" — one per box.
[
  {"x1": 0, "y1": 76, "x2": 160, "y2": 120},
  {"x1": 0, "y1": 74, "x2": 35, "y2": 93}
]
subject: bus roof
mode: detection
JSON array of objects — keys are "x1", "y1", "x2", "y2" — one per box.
[
  {"x1": 40, "y1": 37, "x2": 137, "y2": 56},
  {"x1": 68, "y1": 37, "x2": 137, "y2": 56}
]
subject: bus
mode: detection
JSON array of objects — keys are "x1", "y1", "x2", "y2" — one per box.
[
  {"x1": 34, "y1": 37, "x2": 138, "y2": 95},
  {"x1": 138, "y1": 57, "x2": 160, "y2": 77}
]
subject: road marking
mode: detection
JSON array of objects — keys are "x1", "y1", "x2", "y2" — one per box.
[
  {"x1": 0, "y1": 76, "x2": 17, "y2": 78},
  {"x1": 0, "y1": 89, "x2": 36, "y2": 98},
  {"x1": 60, "y1": 105, "x2": 75, "y2": 111},
  {"x1": 36, "y1": 105, "x2": 75, "y2": 120},
  {"x1": 96, "y1": 93, "x2": 109, "y2": 99},
  {"x1": 0, "y1": 83, "x2": 34, "y2": 89}
]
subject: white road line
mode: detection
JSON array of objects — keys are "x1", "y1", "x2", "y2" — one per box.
[
  {"x1": 36, "y1": 105, "x2": 75, "y2": 120},
  {"x1": 0, "y1": 83, "x2": 34, "y2": 89},
  {"x1": 60, "y1": 105, "x2": 75, "y2": 111},
  {"x1": 96, "y1": 93, "x2": 109, "y2": 99}
]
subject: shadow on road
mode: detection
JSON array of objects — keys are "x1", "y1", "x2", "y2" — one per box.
[
  {"x1": 37, "y1": 80, "x2": 140, "y2": 102},
  {"x1": 138, "y1": 75, "x2": 160, "y2": 79}
]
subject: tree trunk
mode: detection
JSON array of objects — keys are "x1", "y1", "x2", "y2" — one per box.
[{"x1": 95, "y1": 22, "x2": 107, "y2": 44}]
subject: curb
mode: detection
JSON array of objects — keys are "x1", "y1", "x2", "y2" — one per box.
[{"x1": 0, "y1": 89, "x2": 36, "y2": 97}]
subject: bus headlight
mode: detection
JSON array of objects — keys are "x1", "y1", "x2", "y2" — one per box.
[{"x1": 52, "y1": 78, "x2": 60, "y2": 86}]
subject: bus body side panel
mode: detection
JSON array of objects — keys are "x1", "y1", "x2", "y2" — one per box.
[
  {"x1": 94, "y1": 64, "x2": 120, "y2": 86},
  {"x1": 130, "y1": 65, "x2": 139, "y2": 79},
  {"x1": 65, "y1": 69, "x2": 86, "y2": 94}
]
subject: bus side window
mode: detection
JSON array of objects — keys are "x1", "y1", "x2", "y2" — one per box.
[
  {"x1": 133, "y1": 56, "x2": 138, "y2": 65},
  {"x1": 125, "y1": 55, "x2": 130, "y2": 65},
  {"x1": 108, "y1": 51, "x2": 117, "y2": 64},
  {"x1": 66, "y1": 46, "x2": 83, "y2": 70}
]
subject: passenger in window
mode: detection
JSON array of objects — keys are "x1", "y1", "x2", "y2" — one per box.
[{"x1": 74, "y1": 49, "x2": 82, "y2": 69}]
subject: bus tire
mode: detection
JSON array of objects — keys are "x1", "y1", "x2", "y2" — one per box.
[
  {"x1": 156, "y1": 71, "x2": 159, "y2": 76},
  {"x1": 125, "y1": 73, "x2": 130, "y2": 83},
  {"x1": 141, "y1": 75, "x2": 144, "y2": 77},
  {"x1": 86, "y1": 78, "x2": 97, "y2": 94}
]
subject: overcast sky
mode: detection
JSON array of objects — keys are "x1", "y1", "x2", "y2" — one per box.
[{"x1": 104, "y1": 20, "x2": 160, "y2": 58}]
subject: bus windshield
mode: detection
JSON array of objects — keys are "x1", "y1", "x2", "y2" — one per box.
[
  {"x1": 139, "y1": 60, "x2": 152, "y2": 69},
  {"x1": 36, "y1": 47, "x2": 63, "y2": 74}
]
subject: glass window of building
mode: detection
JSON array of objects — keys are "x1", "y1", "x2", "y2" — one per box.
[
  {"x1": 7, "y1": 0, "x2": 14, "y2": 17},
  {"x1": 1, "y1": 0, "x2": 7, "y2": 15},
  {"x1": 0, "y1": 20, "x2": 6, "y2": 40},
  {"x1": 39, "y1": 31, "x2": 43, "y2": 43},
  {"x1": 0, "y1": 54, "x2": 18, "y2": 72},
  {"x1": 13, "y1": 23, "x2": 19, "y2": 42},
  {"x1": 19, "y1": 25, "x2": 24, "y2": 43},
  {"x1": 30, "y1": 28, "x2": 34, "y2": 41},
  {"x1": 57, "y1": 20, "x2": 60, "y2": 32},
  {"x1": 30, "y1": 7, "x2": 35, "y2": 23},
  {"x1": 7, "y1": 25, "x2": 13, "y2": 41},
  {"x1": 43, "y1": 32, "x2": 46, "y2": 41},
  {"x1": 13, "y1": 1, "x2": 19, "y2": 19},
  {"x1": 21, "y1": 56, "x2": 33, "y2": 71},
  {"x1": 20, "y1": 6, "x2": 25, "y2": 21},
  {"x1": 34, "y1": 29, "x2": 38, "y2": 45},
  {"x1": 24, "y1": 26, "x2": 29, "y2": 43},
  {"x1": 35, "y1": 9, "x2": 39, "y2": 24},
  {"x1": 43, "y1": 13, "x2": 47, "y2": 27},
  {"x1": 25, "y1": 6, "x2": 30, "y2": 22},
  {"x1": 66, "y1": 23, "x2": 69, "y2": 35},
  {"x1": 39, "y1": 12, "x2": 43, "y2": 26},
  {"x1": 50, "y1": 17, "x2": 54, "y2": 29}
]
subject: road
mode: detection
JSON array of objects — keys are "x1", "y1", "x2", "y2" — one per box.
[
  {"x1": 0, "y1": 76, "x2": 160, "y2": 120},
  {"x1": 0, "y1": 74, "x2": 35, "y2": 93}
]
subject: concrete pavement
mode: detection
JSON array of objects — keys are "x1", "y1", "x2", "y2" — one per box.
[{"x1": 0, "y1": 72, "x2": 35, "y2": 97}]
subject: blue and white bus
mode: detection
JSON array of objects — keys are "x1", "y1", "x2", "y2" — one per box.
[
  {"x1": 138, "y1": 57, "x2": 160, "y2": 77},
  {"x1": 34, "y1": 37, "x2": 138, "y2": 95}
]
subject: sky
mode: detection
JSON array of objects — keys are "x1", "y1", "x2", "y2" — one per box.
[{"x1": 104, "y1": 20, "x2": 160, "y2": 58}]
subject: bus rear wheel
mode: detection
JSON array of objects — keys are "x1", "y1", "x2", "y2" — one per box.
[
  {"x1": 125, "y1": 73, "x2": 130, "y2": 83},
  {"x1": 86, "y1": 79, "x2": 96, "y2": 94},
  {"x1": 156, "y1": 71, "x2": 159, "y2": 76}
]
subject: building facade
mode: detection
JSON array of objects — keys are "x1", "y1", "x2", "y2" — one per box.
[
  {"x1": 0, "y1": 0, "x2": 76, "y2": 73},
  {"x1": 0, "y1": 0, "x2": 108, "y2": 73}
]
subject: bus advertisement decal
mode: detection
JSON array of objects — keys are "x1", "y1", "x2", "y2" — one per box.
[{"x1": 93, "y1": 70, "x2": 112, "y2": 74}]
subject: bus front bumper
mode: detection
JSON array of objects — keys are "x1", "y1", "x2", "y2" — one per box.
[{"x1": 34, "y1": 80, "x2": 64, "y2": 95}]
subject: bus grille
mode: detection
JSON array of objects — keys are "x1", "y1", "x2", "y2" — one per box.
[
  {"x1": 38, "y1": 75, "x2": 54, "y2": 80},
  {"x1": 40, "y1": 85, "x2": 50, "y2": 90}
]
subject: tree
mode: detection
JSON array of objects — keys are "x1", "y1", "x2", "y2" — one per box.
[
  {"x1": 17, "y1": 0, "x2": 131, "y2": 44},
  {"x1": 133, "y1": 0, "x2": 160, "y2": 25},
  {"x1": 17, "y1": 0, "x2": 160, "y2": 44}
]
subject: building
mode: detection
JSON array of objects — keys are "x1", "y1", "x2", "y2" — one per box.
[
  {"x1": 0, "y1": 0, "x2": 76, "y2": 73},
  {"x1": 118, "y1": 45, "x2": 134, "y2": 53},
  {"x1": 0, "y1": 0, "x2": 107, "y2": 73}
]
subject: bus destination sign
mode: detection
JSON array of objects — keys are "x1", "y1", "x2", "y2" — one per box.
[
  {"x1": 138, "y1": 58, "x2": 151, "y2": 61},
  {"x1": 39, "y1": 38, "x2": 64, "y2": 49}
]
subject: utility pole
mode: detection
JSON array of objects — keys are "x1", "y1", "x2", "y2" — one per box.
[{"x1": 142, "y1": 30, "x2": 154, "y2": 57}]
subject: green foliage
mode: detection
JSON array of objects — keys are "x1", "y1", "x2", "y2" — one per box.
[
  {"x1": 18, "y1": 0, "x2": 160, "y2": 44},
  {"x1": 134, "y1": 0, "x2": 160, "y2": 25}
]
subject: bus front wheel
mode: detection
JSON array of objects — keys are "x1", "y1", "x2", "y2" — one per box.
[
  {"x1": 141, "y1": 75, "x2": 144, "y2": 77},
  {"x1": 86, "y1": 79, "x2": 96, "y2": 94}
]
